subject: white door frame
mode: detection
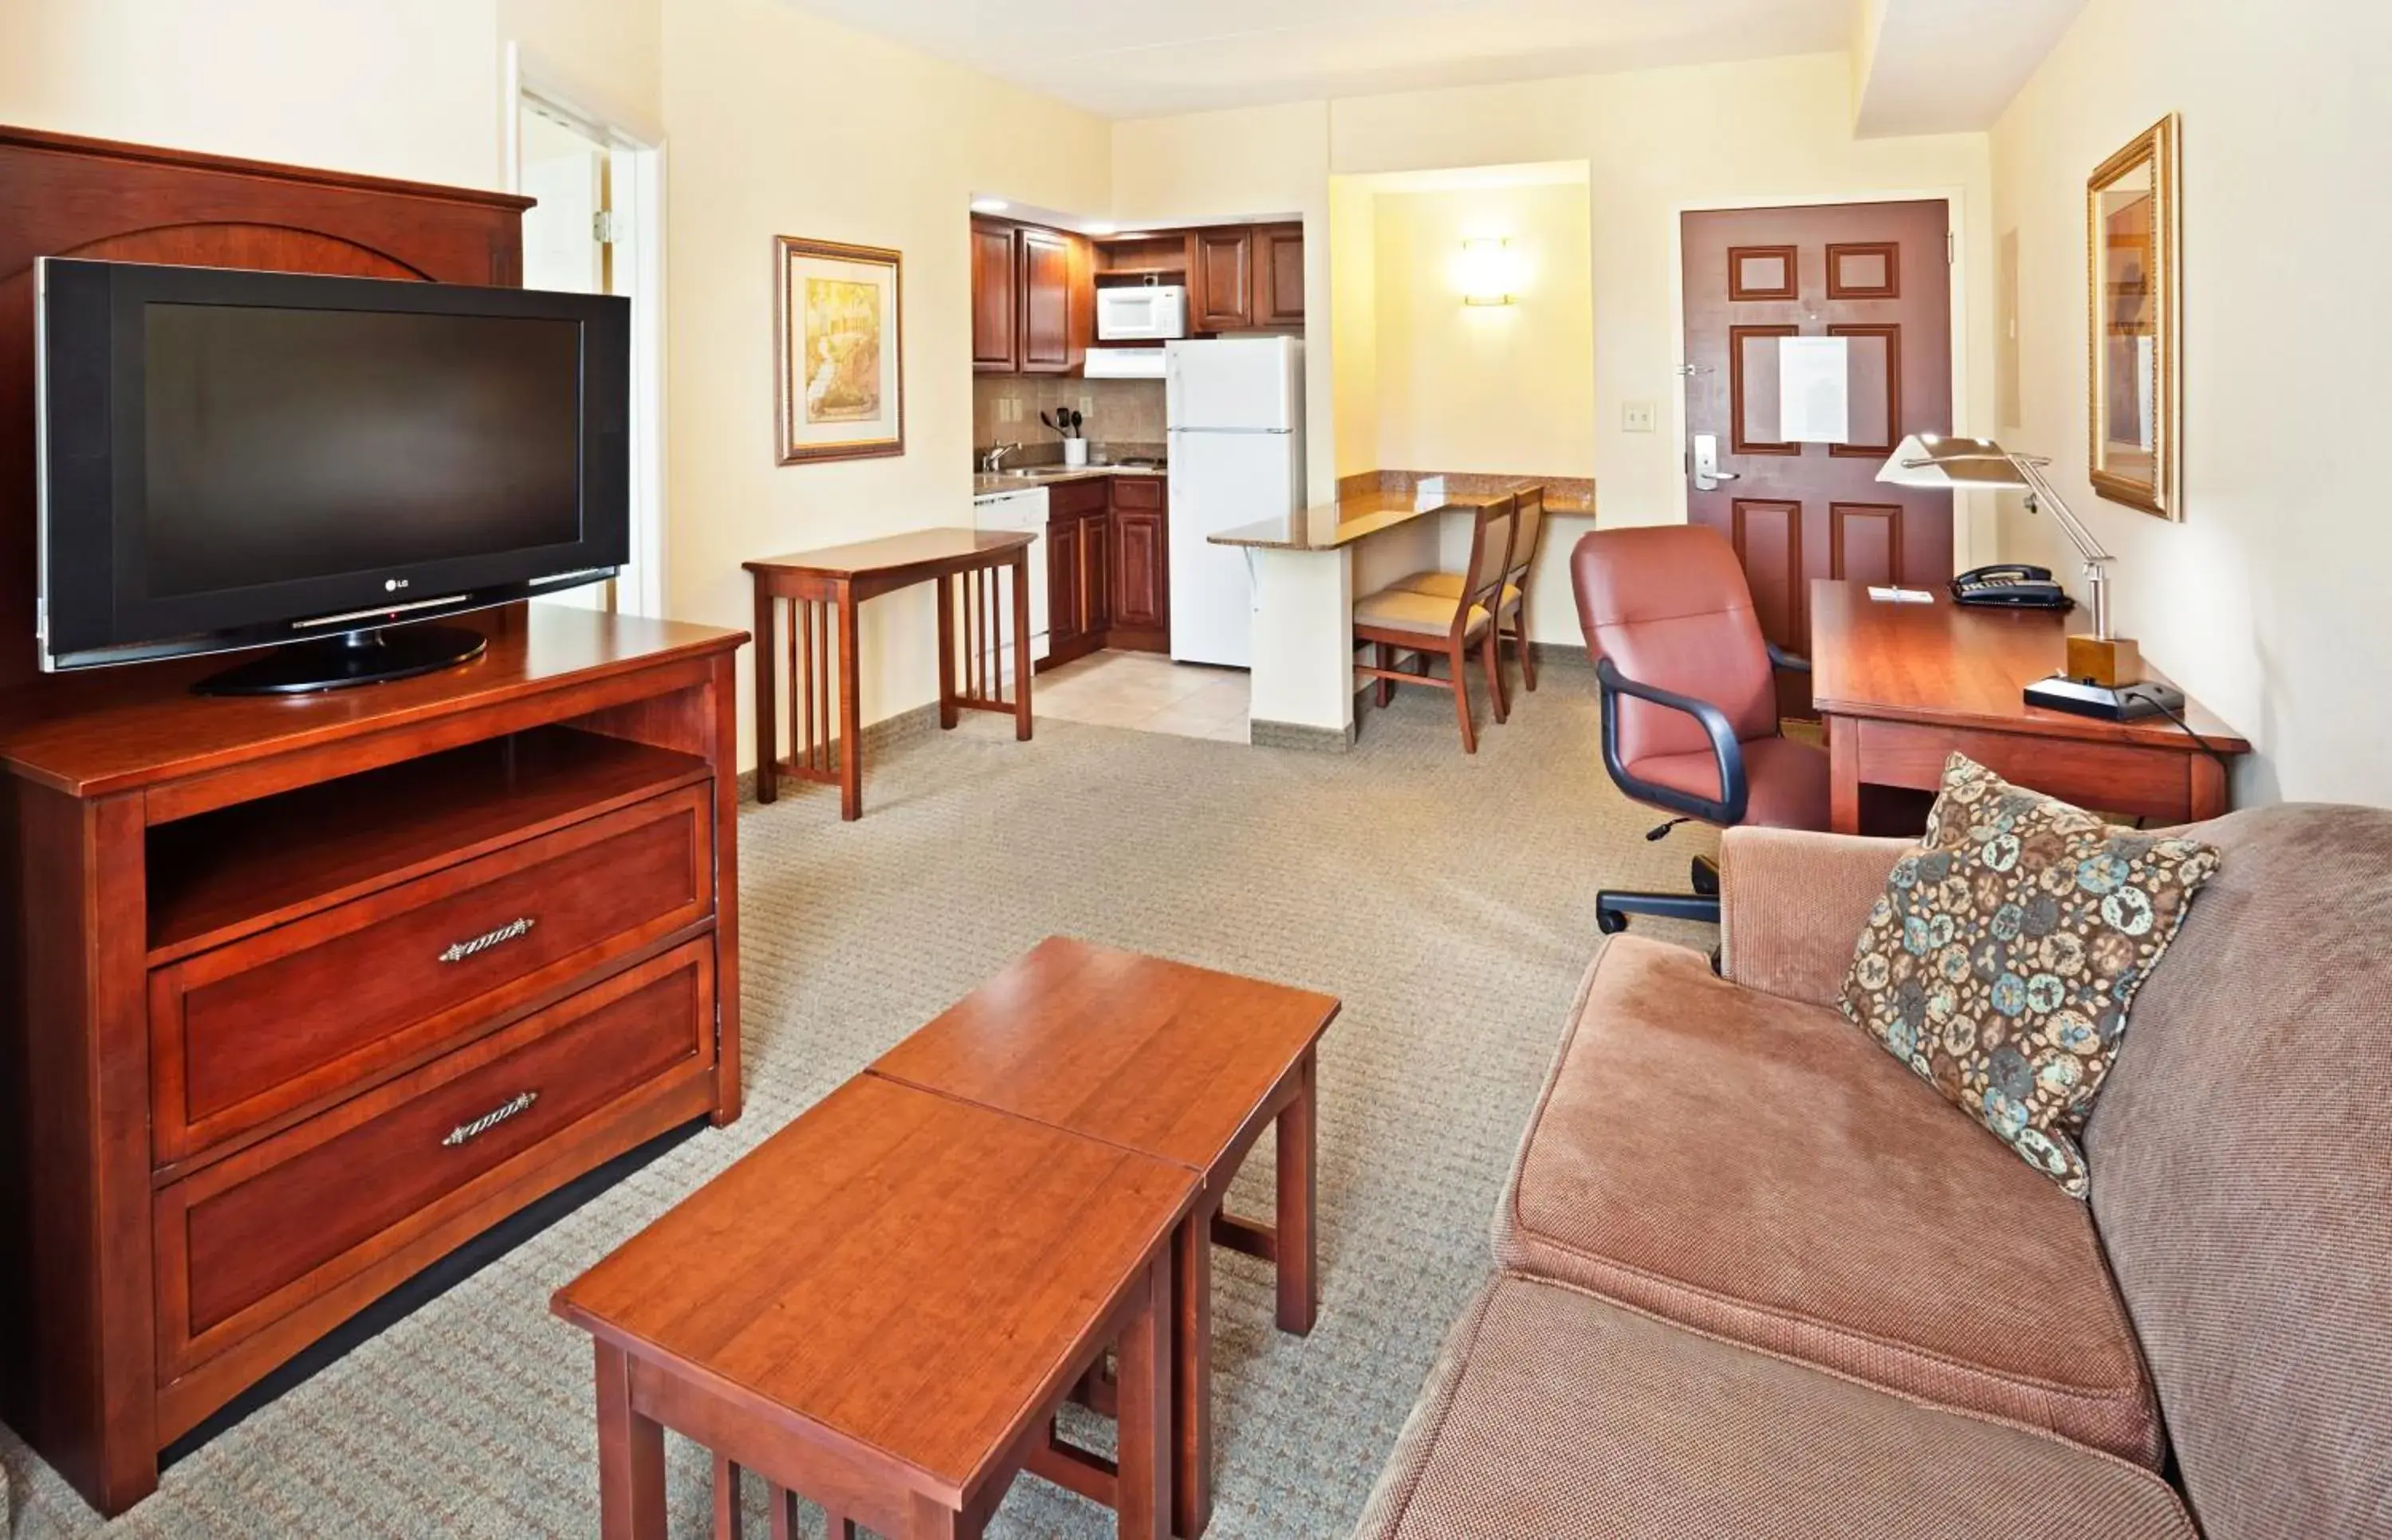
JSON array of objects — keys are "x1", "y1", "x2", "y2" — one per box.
[
  {"x1": 503, "y1": 43, "x2": 669, "y2": 620},
  {"x1": 1666, "y1": 185, "x2": 1984, "y2": 573}
]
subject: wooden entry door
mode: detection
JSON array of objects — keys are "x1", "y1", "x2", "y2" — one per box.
[{"x1": 1682, "y1": 201, "x2": 1953, "y2": 715}]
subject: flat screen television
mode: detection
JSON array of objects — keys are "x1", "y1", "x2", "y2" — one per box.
[{"x1": 36, "y1": 258, "x2": 631, "y2": 693}]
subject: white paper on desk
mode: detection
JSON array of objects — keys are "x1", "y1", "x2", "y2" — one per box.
[
  {"x1": 1413, "y1": 475, "x2": 1447, "y2": 509},
  {"x1": 1868, "y1": 585, "x2": 1935, "y2": 603},
  {"x1": 1778, "y1": 336, "x2": 1850, "y2": 444}
]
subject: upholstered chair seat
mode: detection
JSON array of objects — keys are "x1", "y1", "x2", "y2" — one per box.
[
  {"x1": 1391, "y1": 572, "x2": 1521, "y2": 609},
  {"x1": 1355, "y1": 590, "x2": 1493, "y2": 637}
]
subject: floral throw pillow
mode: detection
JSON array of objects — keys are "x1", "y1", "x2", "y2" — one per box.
[{"x1": 1839, "y1": 754, "x2": 2221, "y2": 1197}]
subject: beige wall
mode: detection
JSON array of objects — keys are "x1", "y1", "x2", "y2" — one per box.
[
  {"x1": 1115, "y1": 54, "x2": 1997, "y2": 553},
  {"x1": 498, "y1": 0, "x2": 661, "y2": 133},
  {"x1": 0, "y1": 0, "x2": 503, "y2": 189},
  {"x1": 661, "y1": 0, "x2": 1112, "y2": 768},
  {"x1": 1325, "y1": 176, "x2": 1381, "y2": 481},
  {"x1": 1367, "y1": 181, "x2": 1595, "y2": 480},
  {"x1": 1989, "y1": 0, "x2": 2391, "y2": 805}
]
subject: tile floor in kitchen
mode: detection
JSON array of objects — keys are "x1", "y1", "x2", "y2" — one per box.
[{"x1": 1033, "y1": 650, "x2": 1250, "y2": 742}]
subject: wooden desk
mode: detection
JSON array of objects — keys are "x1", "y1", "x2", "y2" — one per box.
[
  {"x1": 868, "y1": 937, "x2": 1342, "y2": 1538},
  {"x1": 552, "y1": 1074, "x2": 1197, "y2": 1540},
  {"x1": 746, "y1": 528, "x2": 1035, "y2": 819},
  {"x1": 1809, "y1": 580, "x2": 2249, "y2": 832}
]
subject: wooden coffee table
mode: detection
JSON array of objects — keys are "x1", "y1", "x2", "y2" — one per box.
[
  {"x1": 551, "y1": 1074, "x2": 1198, "y2": 1540},
  {"x1": 868, "y1": 937, "x2": 1343, "y2": 1538}
]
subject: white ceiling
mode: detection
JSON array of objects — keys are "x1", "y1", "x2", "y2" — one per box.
[
  {"x1": 784, "y1": 0, "x2": 1855, "y2": 120},
  {"x1": 1853, "y1": 0, "x2": 2087, "y2": 136}
]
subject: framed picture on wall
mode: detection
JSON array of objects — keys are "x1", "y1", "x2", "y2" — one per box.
[
  {"x1": 2086, "y1": 115, "x2": 2180, "y2": 517},
  {"x1": 776, "y1": 236, "x2": 904, "y2": 465}
]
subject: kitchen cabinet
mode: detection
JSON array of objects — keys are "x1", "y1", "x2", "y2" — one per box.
[
  {"x1": 1039, "y1": 476, "x2": 1169, "y2": 665},
  {"x1": 1079, "y1": 511, "x2": 1111, "y2": 634},
  {"x1": 1252, "y1": 222, "x2": 1305, "y2": 327},
  {"x1": 1110, "y1": 477, "x2": 1169, "y2": 642},
  {"x1": 1194, "y1": 227, "x2": 1254, "y2": 332},
  {"x1": 970, "y1": 218, "x2": 1018, "y2": 373},
  {"x1": 1047, "y1": 516, "x2": 1081, "y2": 650},
  {"x1": 970, "y1": 216, "x2": 1092, "y2": 375}
]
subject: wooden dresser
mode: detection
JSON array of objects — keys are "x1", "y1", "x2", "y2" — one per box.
[
  {"x1": 0, "y1": 609, "x2": 745, "y2": 1514},
  {"x1": 0, "y1": 126, "x2": 748, "y2": 1515}
]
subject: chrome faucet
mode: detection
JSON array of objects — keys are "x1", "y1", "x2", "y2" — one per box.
[{"x1": 982, "y1": 442, "x2": 1021, "y2": 473}]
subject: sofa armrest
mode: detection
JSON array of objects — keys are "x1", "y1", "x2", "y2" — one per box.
[{"x1": 1718, "y1": 827, "x2": 1913, "y2": 1008}]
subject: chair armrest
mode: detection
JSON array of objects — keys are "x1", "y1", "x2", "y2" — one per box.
[
  {"x1": 1718, "y1": 827, "x2": 1914, "y2": 1008},
  {"x1": 1765, "y1": 642, "x2": 1811, "y2": 674},
  {"x1": 1595, "y1": 656, "x2": 1748, "y2": 826}
]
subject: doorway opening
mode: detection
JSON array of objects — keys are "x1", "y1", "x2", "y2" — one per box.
[{"x1": 509, "y1": 79, "x2": 666, "y2": 619}]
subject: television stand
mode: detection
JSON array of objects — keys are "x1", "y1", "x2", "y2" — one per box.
[
  {"x1": 0, "y1": 607, "x2": 746, "y2": 1516},
  {"x1": 194, "y1": 623, "x2": 490, "y2": 696}
]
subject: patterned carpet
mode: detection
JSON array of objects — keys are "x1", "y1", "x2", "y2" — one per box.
[{"x1": 2, "y1": 655, "x2": 1714, "y2": 1540}]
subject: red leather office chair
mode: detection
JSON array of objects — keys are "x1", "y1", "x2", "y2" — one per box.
[{"x1": 1572, "y1": 526, "x2": 1831, "y2": 933}]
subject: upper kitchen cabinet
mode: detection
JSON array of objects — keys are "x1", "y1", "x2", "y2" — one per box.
[
  {"x1": 971, "y1": 218, "x2": 1019, "y2": 373},
  {"x1": 1252, "y1": 222, "x2": 1305, "y2": 327},
  {"x1": 971, "y1": 216, "x2": 1092, "y2": 375},
  {"x1": 1194, "y1": 227, "x2": 1255, "y2": 332}
]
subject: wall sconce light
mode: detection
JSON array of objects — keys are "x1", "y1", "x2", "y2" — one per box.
[{"x1": 1459, "y1": 238, "x2": 1517, "y2": 306}]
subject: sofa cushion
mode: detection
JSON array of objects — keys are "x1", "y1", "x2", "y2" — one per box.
[
  {"x1": 1351, "y1": 1272, "x2": 2196, "y2": 1540},
  {"x1": 2085, "y1": 803, "x2": 2392, "y2": 1540},
  {"x1": 1496, "y1": 935, "x2": 2162, "y2": 1464},
  {"x1": 1839, "y1": 754, "x2": 2221, "y2": 1196}
]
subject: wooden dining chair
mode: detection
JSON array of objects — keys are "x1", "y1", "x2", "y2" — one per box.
[
  {"x1": 1353, "y1": 495, "x2": 1517, "y2": 752},
  {"x1": 1395, "y1": 485, "x2": 1547, "y2": 701}
]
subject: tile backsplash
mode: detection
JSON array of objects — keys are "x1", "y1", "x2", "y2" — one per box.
[{"x1": 974, "y1": 376, "x2": 1166, "y2": 458}]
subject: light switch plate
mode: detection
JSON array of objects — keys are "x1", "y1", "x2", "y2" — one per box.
[{"x1": 1622, "y1": 401, "x2": 1656, "y2": 434}]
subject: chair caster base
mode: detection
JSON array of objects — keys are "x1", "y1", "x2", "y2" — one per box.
[{"x1": 1595, "y1": 888, "x2": 1722, "y2": 933}]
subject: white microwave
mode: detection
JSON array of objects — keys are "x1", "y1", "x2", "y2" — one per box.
[{"x1": 1096, "y1": 285, "x2": 1189, "y2": 341}]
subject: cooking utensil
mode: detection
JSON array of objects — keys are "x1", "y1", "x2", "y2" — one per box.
[{"x1": 1068, "y1": 410, "x2": 1084, "y2": 438}]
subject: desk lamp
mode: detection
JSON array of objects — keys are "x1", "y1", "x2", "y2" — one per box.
[{"x1": 1877, "y1": 434, "x2": 2182, "y2": 721}]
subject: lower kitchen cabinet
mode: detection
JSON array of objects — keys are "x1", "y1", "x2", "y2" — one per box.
[
  {"x1": 1111, "y1": 477, "x2": 1169, "y2": 645},
  {"x1": 1041, "y1": 475, "x2": 1170, "y2": 667}
]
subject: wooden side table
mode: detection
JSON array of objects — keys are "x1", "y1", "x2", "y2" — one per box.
[
  {"x1": 553, "y1": 1074, "x2": 1197, "y2": 1540},
  {"x1": 746, "y1": 528, "x2": 1036, "y2": 820},
  {"x1": 868, "y1": 937, "x2": 1342, "y2": 1538}
]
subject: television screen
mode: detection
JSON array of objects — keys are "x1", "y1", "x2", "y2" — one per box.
[
  {"x1": 143, "y1": 305, "x2": 584, "y2": 596},
  {"x1": 38, "y1": 259, "x2": 631, "y2": 673}
]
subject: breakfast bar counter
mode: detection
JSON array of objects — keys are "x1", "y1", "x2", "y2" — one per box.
[
  {"x1": 1210, "y1": 486, "x2": 1591, "y2": 552},
  {"x1": 1207, "y1": 479, "x2": 1592, "y2": 749}
]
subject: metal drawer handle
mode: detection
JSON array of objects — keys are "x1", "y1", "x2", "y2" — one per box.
[
  {"x1": 443, "y1": 1090, "x2": 539, "y2": 1149},
  {"x1": 439, "y1": 916, "x2": 536, "y2": 964}
]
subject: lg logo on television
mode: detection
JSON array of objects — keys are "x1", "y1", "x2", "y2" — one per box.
[{"x1": 384, "y1": 578, "x2": 409, "y2": 592}]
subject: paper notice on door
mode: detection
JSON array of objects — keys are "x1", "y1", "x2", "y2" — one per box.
[{"x1": 1778, "y1": 336, "x2": 1850, "y2": 444}]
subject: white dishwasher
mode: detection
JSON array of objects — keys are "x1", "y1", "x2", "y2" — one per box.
[{"x1": 970, "y1": 486, "x2": 1049, "y2": 669}]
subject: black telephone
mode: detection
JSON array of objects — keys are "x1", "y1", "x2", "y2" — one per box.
[{"x1": 1949, "y1": 564, "x2": 2074, "y2": 611}]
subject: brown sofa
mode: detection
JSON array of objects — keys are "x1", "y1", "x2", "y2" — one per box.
[{"x1": 1355, "y1": 804, "x2": 2392, "y2": 1540}]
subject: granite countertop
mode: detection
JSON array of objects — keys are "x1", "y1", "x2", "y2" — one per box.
[
  {"x1": 971, "y1": 463, "x2": 1166, "y2": 498},
  {"x1": 1210, "y1": 485, "x2": 1594, "y2": 552}
]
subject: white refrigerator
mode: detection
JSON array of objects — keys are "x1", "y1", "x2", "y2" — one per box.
[{"x1": 1166, "y1": 337, "x2": 1304, "y2": 669}]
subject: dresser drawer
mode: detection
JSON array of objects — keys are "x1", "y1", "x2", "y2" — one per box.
[
  {"x1": 151, "y1": 786, "x2": 713, "y2": 1164},
  {"x1": 155, "y1": 941, "x2": 714, "y2": 1380}
]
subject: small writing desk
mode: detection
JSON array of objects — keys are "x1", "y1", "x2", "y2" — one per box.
[
  {"x1": 746, "y1": 528, "x2": 1035, "y2": 820},
  {"x1": 1808, "y1": 579, "x2": 2249, "y2": 832}
]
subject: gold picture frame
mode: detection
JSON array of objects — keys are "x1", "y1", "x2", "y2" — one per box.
[
  {"x1": 2086, "y1": 115, "x2": 2181, "y2": 518},
  {"x1": 775, "y1": 236, "x2": 905, "y2": 465}
]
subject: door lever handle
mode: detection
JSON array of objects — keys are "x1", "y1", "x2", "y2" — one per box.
[{"x1": 1690, "y1": 434, "x2": 1738, "y2": 491}]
